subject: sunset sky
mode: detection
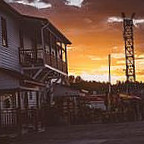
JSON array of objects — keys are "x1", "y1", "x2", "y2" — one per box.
[{"x1": 6, "y1": 0, "x2": 144, "y2": 83}]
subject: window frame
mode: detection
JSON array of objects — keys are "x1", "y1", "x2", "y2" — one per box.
[{"x1": 1, "y1": 17, "x2": 8, "y2": 47}]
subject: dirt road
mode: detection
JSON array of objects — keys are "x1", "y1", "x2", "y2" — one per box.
[{"x1": 12, "y1": 121, "x2": 144, "y2": 144}]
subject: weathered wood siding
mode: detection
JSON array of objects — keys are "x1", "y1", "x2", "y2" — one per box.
[
  {"x1": 0, "y1": 71, "x2": 19, "y2": 90},
  {"x1": 0, "y1": 10, "x2": 21, "y2": 72},
  {"x1": 23, "y1": 32, "x2": 32, "y2": 49},
  {"x1": 20, "y1": 91, "x2": 37, "y2": 109}
]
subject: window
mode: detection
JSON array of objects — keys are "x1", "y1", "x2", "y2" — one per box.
[
  {"x1": 4, "y1": 98, "x2": 11, "y2": 108},
  {"x1": 1, "y1": 17, "x2": 8, "y2": 47}
]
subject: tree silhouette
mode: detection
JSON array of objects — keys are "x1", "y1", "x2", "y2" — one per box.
[{"x1": 68, "y1": 75, "x2": 144, "y2": 96}]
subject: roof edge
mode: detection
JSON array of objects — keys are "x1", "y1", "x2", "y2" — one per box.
[{"x1": 1, "y1": 0, "x2": 72, "y2": 44}]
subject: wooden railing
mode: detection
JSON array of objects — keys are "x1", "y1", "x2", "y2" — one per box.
[
  {"x1": 44, "y1": 53, "x2": 67, "y2": 73},
  {"x1": 19, "y1": 48, "x2": 67, "y2": 73},
  {"x1": 0, "y1": 109, "x2": 17, "y2": 128},
  {"x1": 0, "y1": 109, "x2": 45, "y2": 130},
  {"x1": 19, "y1": 49, "x2": 44, "y2": 67}
]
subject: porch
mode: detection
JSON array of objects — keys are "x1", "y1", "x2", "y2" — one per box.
[
  {"x1": 19, "y1": 48, "x2": 67, "y2": 74},
  {"x1": 19, "y1": 16, "x2": 70, "y2": 76}
]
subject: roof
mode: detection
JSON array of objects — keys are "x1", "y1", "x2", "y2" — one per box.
[
  {"x1": 53, "y1": 84, "x2": 81, "y2": 97},
  {"x1": 0, "y1": 0, "x2": 71, "y2": 44},
  {"x1": 80, "y1": 95, "x2": 106, "y2": 102},
  {"x1": 0, "y1": 68, "x2": 45, "y2": 87},
  {"x1": 0, "y1": 1, "x2": 20, "y2": 16},
  {"x1": 119, "y1": 93, "x2": 141, "y2": 100}
]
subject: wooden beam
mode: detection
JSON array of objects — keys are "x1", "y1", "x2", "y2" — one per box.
[
  {"x1": 49, "y1": 32, "x2": 52, "y2": 65},
  {"x1": 54, "y1": 37, "x2": 58, "y2": 69},
  {"x1": 17, "y1": 91, "x2": 22, "y2": 135},
  {"x1": 65, "y1": 44, "x2": 68, "y2": 74},
  {"x1": 45, "y1": 64, "x2": 68, "y2": 76},
  {"x1": 61, "y1": 42, "x2": 63, "y2": 72},
  {"x1": 36, "y1": 91, "x2": 39, "y2": 109}
]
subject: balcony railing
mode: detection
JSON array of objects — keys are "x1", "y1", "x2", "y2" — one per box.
[{"x1": 19, "y1": 48, "x2": 67, "y2": 73}]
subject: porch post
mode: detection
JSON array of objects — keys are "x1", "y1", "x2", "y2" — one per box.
[
  {"x1": 32, "y1": 28, "x2": 38, "y2": 62},
  {"x1": 41, "y1": 25, "x2": 47, "y2": 64},
  {"x1": 17, "y1": 91, "x2": 22, "y2": 135},
  {"x1": 0, "y1": 95, "x2": 1, "y2": 128},
  {"x1": 41, "y1": 23, "x2": 50, "y2": 65},
  {"x1": 49, "y1": 32, "x2": 52, "y2": 65},
  {"x1": 55, "y1": 37, "x2": 58, "y2": 68},
  {"x1": 65, "y1": 44, "x2": 68, "y2": 74},
  {"x1": 36, "y1": 91, "x2": 39, "y2": 109},
  {"x1": 35, "y1": 92, "x2": 39, "y2": 131},
  {"x1": 60, "y1": 42, "x2": 63, "y2": 72}
]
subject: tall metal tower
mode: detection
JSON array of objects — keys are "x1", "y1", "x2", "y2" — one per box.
[{"x1": 122, "y1": 13, "x2": 136, "y2": 82}]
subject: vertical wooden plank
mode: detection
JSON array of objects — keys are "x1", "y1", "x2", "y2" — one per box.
[
  {"x1": 32, "y1": 28, "x2": 38, "y2": 61},
  {"x1": 60, "y1": 42, "x2": 63, "y2": 72},
  {"x1": 35, "y1": 91, "x2": 39, "y2": 131},
  {"x1": 17, "y1": 91, "x2": 22, "y2": 135},
  {"x1": 49, "y1": 32, "x2": 52, "y2": 65},
  {"x1": 24, "y1": 92, "x2": 28, "y2": 126},
  {"x1": 0, "y1": 94, "x2": 1, "y2": 129},
  {"x1": 19, "y1": 27, "x2": 24, "y2": 49},
  {"x1": 34, "y1": 108, "x2": 38, "y2": 132},
  {"x1": 54, "y1": 37, "x2": 58, "y2": 68},
  {"x1": 41, "y1": 25, "x2": 46, "y2": 65},
  {"x1": 36, "y1": 91, "x2": 39, "y2": 109},
  {"x1": 18, "y1": 92, "x2": 21, "y2": 109},
  {"x1": 65, "y1": 44, "x2": 68, "y2": 74}
]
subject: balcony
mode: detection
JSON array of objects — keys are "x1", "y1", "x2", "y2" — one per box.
[{"x1": 19, "y1": 49, "x2": 67, "y2": 74}]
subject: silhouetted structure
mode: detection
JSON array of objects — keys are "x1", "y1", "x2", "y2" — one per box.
[
  {"x1": 0, "y1": 0, "x2": 71, "y2": 135},
  {"x1": 122, "y1": 13, "x2": 136, "y2": 82}
]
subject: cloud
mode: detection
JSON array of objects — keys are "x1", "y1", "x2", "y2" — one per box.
[
  {"x1": 6, "y1": 0, "x2": 51, "y2": 8},
  {"x1": 107, "y1": 17, "x2": 123, "y2": 23},
  {"x1": 107, "y1": 16, "x2": 144, "y2": 28},
  {"x1": 136, "y1": 54, "x2": 144, "y2": 60},
  {"x1": 88, "y1": 55, "x2": 105, "y2": 61},
  {"x1": 112, "y1": 53, "x2": 125, "y2": 59},
  {"x1": 116, "y1": 60, "x2": 125, "y2": 65},
  {"x1": 66, "y1": 0, "x2": 84, "y2": 7}
]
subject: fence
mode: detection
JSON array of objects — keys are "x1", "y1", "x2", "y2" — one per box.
[{"x1": 0, "y1": 108, "x2": 45, "y2": 134}]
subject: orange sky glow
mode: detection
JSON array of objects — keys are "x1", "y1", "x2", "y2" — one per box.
[{"x1": 9, "y1": 0, "x2": 144, "y2": 83}]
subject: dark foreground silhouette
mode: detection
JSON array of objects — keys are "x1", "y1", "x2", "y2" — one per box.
[{"x1": 12, "y1": 121, "x2": 144, "y2": 144}]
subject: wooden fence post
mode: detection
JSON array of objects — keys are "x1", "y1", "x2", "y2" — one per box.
[{"x1": 17, "y1": 91, "x2": 22, "y2": 136}]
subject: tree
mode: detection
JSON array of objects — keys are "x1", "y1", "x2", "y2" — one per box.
[
  {"x1": 68, "y1": 75, "x2": 75, "y2": 84},
  {"x1": 75, "y1": 76, "x2": 83, "y2": 83}
]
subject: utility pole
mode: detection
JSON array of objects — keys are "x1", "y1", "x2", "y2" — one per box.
[
  {"x1": 108, "y1": 54, "x2": 111, "y2": 94},
  {"x1": 107, "y1": 54, "x2": 111, "y2": 111}
]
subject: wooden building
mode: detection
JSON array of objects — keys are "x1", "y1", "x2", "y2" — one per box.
[
  {"x1": 0, "y1": 0, "x2": 71, "y2": 135},
  {"x1": 52, "y1": 84, "x2": 81, "y2": 125}
]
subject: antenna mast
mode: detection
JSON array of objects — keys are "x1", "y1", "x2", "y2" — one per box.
[{"x1": 121, "y1": 13, "x2": 136, "y2": 82}]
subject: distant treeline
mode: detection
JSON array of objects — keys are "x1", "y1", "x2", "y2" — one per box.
[{"x1": 68, "y1": 75, "x2": 144, "y2": 96}]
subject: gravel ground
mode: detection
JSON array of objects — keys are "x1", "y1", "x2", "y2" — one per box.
[{"x1": 12, "y1": 121, "x2": 144, "y2": 144}]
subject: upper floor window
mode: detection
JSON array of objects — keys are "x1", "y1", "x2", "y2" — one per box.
[{"x1": 1, "y1": 17, "x2": 8, "y2": 47}]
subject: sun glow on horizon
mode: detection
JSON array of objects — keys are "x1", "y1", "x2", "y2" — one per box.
[{"x1": 69, "y1": 71, "x2": 126, "y2": 84}]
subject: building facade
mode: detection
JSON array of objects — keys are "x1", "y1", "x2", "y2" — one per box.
[{"x1": 0, "y1": 0, "x2": 71, "y2": 134}]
